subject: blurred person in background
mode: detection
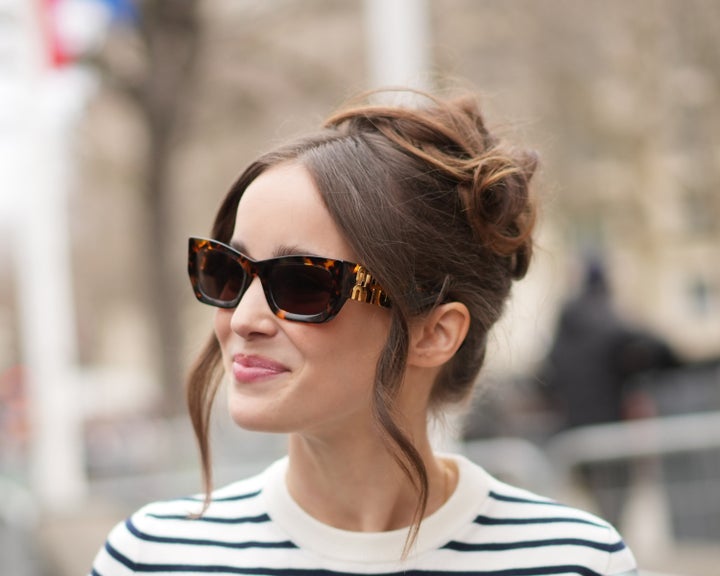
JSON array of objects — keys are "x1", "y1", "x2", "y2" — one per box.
[
  {"x1": 538, "y1": 260, "x2": 680, "y2": 527},
  {"x1": 90, "y1": 89, "x2": 637, "y2": 575}
]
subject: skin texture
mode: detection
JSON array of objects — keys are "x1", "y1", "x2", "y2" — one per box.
[{"x1": 214, "y1": 162, "x2": 469, "y2": 532}]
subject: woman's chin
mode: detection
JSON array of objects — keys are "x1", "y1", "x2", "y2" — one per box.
[{"x1": 227, "y1": 401, "x2": 290, "y2": 434}]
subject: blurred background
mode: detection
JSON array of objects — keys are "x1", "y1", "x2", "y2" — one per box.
[{"x1": 1, "y1": 0, "x2": 719, "y2": 574}]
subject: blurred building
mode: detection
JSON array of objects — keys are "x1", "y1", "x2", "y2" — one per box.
[
  {"x1": 1, "y1": 3, "x2": 719, "y2": 574},
  {"x1": 2, "y1": 0, "x2": 719, "y2": 480},
  {"x1": 432, "y1": 0, "x2": 720, "y2": 366},
  {"x1": 69, "y1": 1, "x2": 720, "y2": 385}
]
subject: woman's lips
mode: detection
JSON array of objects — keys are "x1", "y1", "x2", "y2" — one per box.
[{"x1": 232, "y1": 354, "x2": 289, "y2": 383}]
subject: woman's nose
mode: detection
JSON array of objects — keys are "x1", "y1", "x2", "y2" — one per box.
[{"x1": 229, "y1": 276, "x2": 278, "y2": 338}]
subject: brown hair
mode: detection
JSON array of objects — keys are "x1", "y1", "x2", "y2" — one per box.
[{"x1": 186, "y1": 90, "x2": 537, "y2": 548}]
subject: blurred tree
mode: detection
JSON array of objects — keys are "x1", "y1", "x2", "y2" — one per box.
[
  {"x1": 97, "y1": 0, "x2": 201, "y2": 415},
  {"x1": 139, "y1": 0, "x2": 200, "y2": 415}
]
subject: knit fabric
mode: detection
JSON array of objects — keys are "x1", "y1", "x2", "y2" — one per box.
[{"x1": 90, "y1": 454, "x2": 637, "y2": 575}]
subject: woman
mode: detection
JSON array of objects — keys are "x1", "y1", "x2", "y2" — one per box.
[{"x1": 91, "y1": 90, "x2": 637, "y2": 575}]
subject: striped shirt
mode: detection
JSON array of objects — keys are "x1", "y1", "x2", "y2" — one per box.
[{"x1": 90, "y1": 455, "x2": 637, "y2": 575}]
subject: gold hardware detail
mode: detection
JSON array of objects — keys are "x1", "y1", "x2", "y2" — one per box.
[{"x1": 351, "y1": 266, "x2": 389, "y2": 307}]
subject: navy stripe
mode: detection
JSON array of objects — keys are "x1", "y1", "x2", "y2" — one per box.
[
  {"x1": 444, "y1": 538, "x2": 626, "y2": 553},
  {"x1": 489, "y1": 491, "x2": 566, "y2": 507},
  {"x1": 146, "y1": 512, "x2": 271, "y2": 524},
  {"x1": 105, "y1": 539, "x2": 604, "y2": 576},
  {"x1": 105, "y1": 541, "x2": 136, "y2": 570},
  {"x1": 182, "y1": 489, "x2": 262, "y2": 503},
  {"x1": 126, "y1": 517, "x2": 297, "y2": 550},
  {"x1": 474, "y1": 514, "x2": 605, "y2": 528}
]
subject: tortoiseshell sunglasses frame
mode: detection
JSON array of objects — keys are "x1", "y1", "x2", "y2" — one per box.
[{"x1": 188, "y1": 237, "x2": 390, "y2": 323}]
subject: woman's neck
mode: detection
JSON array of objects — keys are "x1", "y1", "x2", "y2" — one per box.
[{"x1": 284, "y1": 428, "x2": 457, "y2": 533}]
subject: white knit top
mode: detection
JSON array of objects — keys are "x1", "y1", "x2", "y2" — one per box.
[{"x1": 90, "y1": 454, "x2": 637, "y2": 575}]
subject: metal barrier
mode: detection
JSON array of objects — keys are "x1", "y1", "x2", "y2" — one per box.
[
  {"x1": 545, "y1": 411, "x2": 720, "y2": 543},
  {"x1": 462, "y1": 410, "x2": 720, "y2": 575},
  {"x1": 544, "y1": 411, "x2": 720, "y2": 466}
]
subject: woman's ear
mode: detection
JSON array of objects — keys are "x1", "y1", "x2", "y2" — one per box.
[{"x1": 407, "y1": 302, "x2": 471, "y2": 368}]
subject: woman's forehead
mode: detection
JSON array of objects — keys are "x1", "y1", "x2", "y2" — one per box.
[{"x1": 231, "y1": 163, "x2": 356, "y2": 262}]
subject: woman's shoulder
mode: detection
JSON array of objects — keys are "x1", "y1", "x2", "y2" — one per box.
[
  {"x1": 452, "y1": 453, "x2": 617, "y2": 525},
  {"x1": 131, "y1": 464, "x2": 272, "y2": 526},
  {"x1": 449, "y1": 455, "x2": 637, "y2": 574},
  {"x1": 481, "y1": 471, "x2": 617, "y2": 531},
  {"x1": 485, "y1": 479, "x2": 614, "y2": 528},
  {"x1": 89, "y1": 464, "x2": 278, "y2": 574}
]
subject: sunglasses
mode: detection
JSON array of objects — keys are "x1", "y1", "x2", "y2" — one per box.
[{"x1": 188, "y1": 238, "x2": 391, "y2": 323}]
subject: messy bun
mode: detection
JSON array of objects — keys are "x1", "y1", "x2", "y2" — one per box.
[
  {"x1": 325, "y1": 93, "x2": 536, "y2": 281},
  {"x1": 186, "y1": 89, "x2": 538, "y2": 550}
]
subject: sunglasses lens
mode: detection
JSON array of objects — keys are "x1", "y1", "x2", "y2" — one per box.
[
  {"x1": 270, "y1": 263, "x2": 334, "y2": 315},
  {"x1": 197, "y1": 248, "x2": 246, "y2": 305}
]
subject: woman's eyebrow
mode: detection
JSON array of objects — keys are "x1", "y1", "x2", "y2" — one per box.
[
  {"x1": 273, "y1": 244, "x2": 320, "y2": 258},
  {"x1": 229, "y1": 239, "x2": 247, "y2": 253},
  {"x1": 229, "y1": 239, "x2": 320, "y2": 259}
]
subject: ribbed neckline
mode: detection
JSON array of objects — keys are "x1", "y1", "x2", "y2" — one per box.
[{"x1": 262, "y1": 454, "x2": 490, "y2": 564}]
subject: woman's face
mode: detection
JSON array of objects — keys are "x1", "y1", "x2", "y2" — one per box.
[{"x1": 214, "y1": 162, "x2": 392, "y2": 438}]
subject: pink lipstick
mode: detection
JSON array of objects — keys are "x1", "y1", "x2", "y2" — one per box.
[{"x1": 232, "y1": 354, "x2": 289, "y2": 383}]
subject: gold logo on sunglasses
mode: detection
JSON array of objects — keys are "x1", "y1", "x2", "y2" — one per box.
[{"x1": 351, "y1": 266, "x2": 390, "y2": 308}]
